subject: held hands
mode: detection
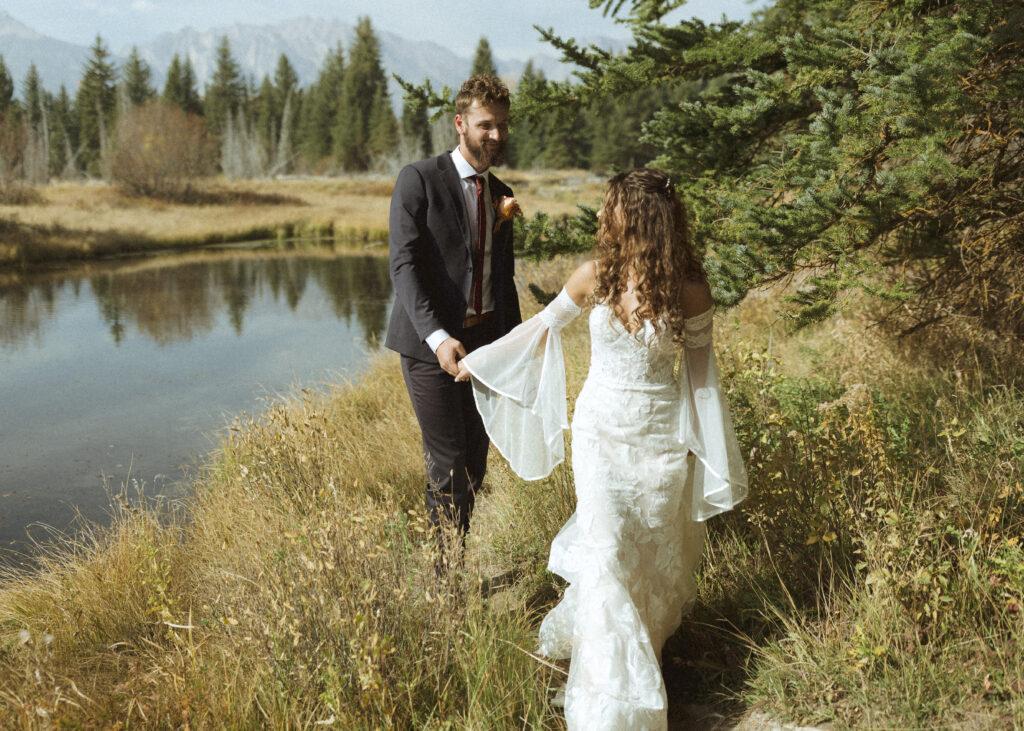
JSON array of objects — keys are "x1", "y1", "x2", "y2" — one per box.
[
  {"x1": 436, "y1": 337, "x2": 467, "y2": 378},
  {"x1": 455, "y1": 359, "x2": 471, "y2": 382}
]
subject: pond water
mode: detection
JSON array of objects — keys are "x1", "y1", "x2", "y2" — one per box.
[{"x1": 0, "y1": 246, "x2": 394, "y2": 556}]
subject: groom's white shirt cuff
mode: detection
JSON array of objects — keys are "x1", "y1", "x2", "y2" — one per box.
[{"x1": 426, "y1": 329, "x2": 450, "y2": 353}]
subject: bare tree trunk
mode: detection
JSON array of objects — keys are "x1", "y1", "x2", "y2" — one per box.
[
  {"x1": 23, "y1": 102, "x2": 51, "y2": 185},
  {"x1": 222, "y1": 110, "x2": 267, "y2": 179},
  {"x1": 269, "y1": 93, "x2": 294, "y2": 177}
]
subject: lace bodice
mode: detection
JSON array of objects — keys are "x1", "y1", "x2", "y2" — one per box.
[{"x1": 588, "y1": 305, "x2": 677, "y2": 390}]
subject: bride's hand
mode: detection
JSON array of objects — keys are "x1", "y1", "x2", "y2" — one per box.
[{"x1": 454, "y1": 359, "x2": 471, "y2": 382}]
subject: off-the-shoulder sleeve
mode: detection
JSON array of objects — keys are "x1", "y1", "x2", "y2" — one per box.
[
  {"x1": 461, "y1": 288, "x2": 582, "y2": 480},
  {"x1": 678, "y1": 308, "x2": 749, "y2": 521}
]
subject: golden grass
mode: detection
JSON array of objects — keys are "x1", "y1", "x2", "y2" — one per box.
[{"x1": 0, "y1": 173, "x2": 606, "y2": 269}]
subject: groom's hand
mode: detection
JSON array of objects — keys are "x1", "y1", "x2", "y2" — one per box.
[{"x1": 436, "y1": 337, "x2": 467, "y2": 377}]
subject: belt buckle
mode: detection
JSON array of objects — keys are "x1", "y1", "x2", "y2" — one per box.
[{"x1": 463, "y1": 312, "x2": 491, "y2": 329}]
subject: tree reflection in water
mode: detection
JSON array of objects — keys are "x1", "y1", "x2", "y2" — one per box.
[{"x1": 0, "y1": 249, "x2": 393, "y2": 350}]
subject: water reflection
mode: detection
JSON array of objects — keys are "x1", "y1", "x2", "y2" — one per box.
[
  {"x1": 0, "y1": 247, "x2": 393, "y2": 552},
  {"x1": 1, "y1": 250, "x2": 393, "y2": 350}
]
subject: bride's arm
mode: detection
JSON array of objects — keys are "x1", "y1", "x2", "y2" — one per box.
[
  {"x1": 455, "y1": 260, "x2": 595, "y2": 382},
  {"x1": 679, "y1": 279, "x2": 748, "y2": 520},
  {"x1": 564, "y1": 259, "x2": 598, "y2": 307},
  {"x1": 449, "y1": 262, "x2": 593, "y2": 480}
]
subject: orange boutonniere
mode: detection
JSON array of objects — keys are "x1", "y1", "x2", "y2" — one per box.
[{"x1": 493, "y1": 196, "x2": 523, "y2": 232}]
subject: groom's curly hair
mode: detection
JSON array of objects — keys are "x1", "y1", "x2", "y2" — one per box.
[
  {"x1": 455, "y1": 75, "x2": 510, "y2": 115},
  {"x1": 594, "y1": 168, "x2": 706, "y2": 339}
]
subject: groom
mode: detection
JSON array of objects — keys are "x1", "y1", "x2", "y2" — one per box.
[{"x1": 385, "y1": 75, "x2": 521, "y2": 550}]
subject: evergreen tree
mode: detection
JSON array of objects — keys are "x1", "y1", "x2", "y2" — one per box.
[
  {"x1": 20, "y1": 64, "x2": 50, "y2": 182},
  {"x1": 253, "y1": 75, "x2": 277, "y2": 150},
  {"x1": 296, "y1": 44, "x2": 344, "y2": 164},
  {"x1": 367, "y1": 87, "x2": 399, "y2": 164},
  {"x1": 333, "y1": 17, "x2": 395, "y2": 170},
  {"x1": 49, "y1": 85, "x2": 77, "y2": 176},
  {"x1": 75, "y1": 35, "x2": 118, "y2": 176},
  {"x1": 506, "y1": 61, "x2": 545, "y2": 168},
  {"x1": 400, "y1": 96, "x2": 431, "y2": 158},
  {"x1": 272, "y1": 53, "x2": 300, "y2": 167},
  {"x1": 516, "y1": 0, "x2": 1024, "y2": 336},
  {"x1": 587, "y1": 83, "x2": 691, "y2": 171},
  {"x1": 471, "y1": 37, "x2": 498, "y2": 77},
  {"x1": 163, "y1": 54, "x2": 185, "y2": 107},
  {"x1": 273, "y1": 53, "x2": 299, "y2": 113},
  {"x1": 204, "y1": 36, "x2": 246, "y2": 138},
  {"x1": 536, "y1": 105, "x2": 588, "y2": 169},
  {"x1": 0, "y1": 54, "x2": 14, "y2": 118},
  {"x1": 22, "y1": 64, "x2": 44, "y2": 129},
  {"x1": 122, "y1": 47, "x2": 155, "y2": 106},
  {"x1": 180, "y1": 57, "x2": 202, "y2": 116}
]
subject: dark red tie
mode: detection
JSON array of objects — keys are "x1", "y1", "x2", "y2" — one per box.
[{"x1": 472, "y1": 175, "x2": 487, "y2": 316}]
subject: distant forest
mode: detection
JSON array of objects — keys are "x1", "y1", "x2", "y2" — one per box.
[{"x1": 0, "y1": 15, "x2": 688, "y2": 189}]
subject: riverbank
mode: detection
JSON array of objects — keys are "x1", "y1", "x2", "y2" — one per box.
[
  {"x1": 0, "y1": 257, "x2": 1021, "y2": 727},
  {"x1": 0, "y1": 172, "x2": 605, "y2": 269}
]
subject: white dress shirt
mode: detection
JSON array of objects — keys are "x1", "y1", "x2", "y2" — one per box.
[{"x1": 425, "y1": 147, "x2": 495, "y2": 353}]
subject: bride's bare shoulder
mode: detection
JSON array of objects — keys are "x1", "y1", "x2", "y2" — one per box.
[
  {"x1": 681, "y1": 278, "x2": 713, "y2": 319},
  {"x1": 565, "y1": 260, "x2": 598, "y2": 306}
]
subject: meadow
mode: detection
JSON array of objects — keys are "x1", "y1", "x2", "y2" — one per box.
[
  {"x1": 0, "y1": 181, "x2": 1021, "y2": 728},
  {"x1": 0, "y1": 172, "x2": 605, "y2": 268}
]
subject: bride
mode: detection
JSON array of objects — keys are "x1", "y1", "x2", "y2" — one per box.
[{"x1": 455, "y1": 168, "x2": 747, "y2": 729}]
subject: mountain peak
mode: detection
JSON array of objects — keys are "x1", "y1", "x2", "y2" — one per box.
[
  {"x1": 0, "y1": 10, "x2": 43, "y2": 41},
  {"x1": 0, "y1": 13, "x2": 585, "y2": 103}
]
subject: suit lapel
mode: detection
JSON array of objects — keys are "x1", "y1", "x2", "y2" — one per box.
[
  {"x1": 435, "y1": 153, "x2": 472, "y2": 251},
  {"x1": 488, "y1": 172, "x2": 512, "y2": 252}
]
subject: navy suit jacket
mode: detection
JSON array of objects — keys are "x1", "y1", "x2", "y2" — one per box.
[{"x1": 385, "y1": 152, "x2": 522, "y2": 362}]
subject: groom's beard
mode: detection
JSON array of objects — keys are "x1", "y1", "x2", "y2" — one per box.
[{"x1": 467, "y1": 136, "x2": 506, "y2": 168}]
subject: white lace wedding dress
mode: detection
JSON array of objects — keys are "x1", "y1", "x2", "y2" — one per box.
[{"x1": 461, "y1": 288, "x2": 747, "y2": 730}]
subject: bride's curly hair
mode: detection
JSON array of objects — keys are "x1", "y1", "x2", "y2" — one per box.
[{"x1": 594, "y1": 168, "x2": 706, "y2": 337}]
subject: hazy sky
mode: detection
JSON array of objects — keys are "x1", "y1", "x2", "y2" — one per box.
[{"x1": 2, "y1": 0, "x2": 772, "y2": 57}]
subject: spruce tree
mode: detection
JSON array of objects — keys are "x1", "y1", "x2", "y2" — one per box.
[
  {"x1": 204, "y1": 36, "x2": 246, "y2": 138},
  {"x1": 49, "y1": 85, "x2": 77, "y2": 176},
  {"x1": 75, "y1": 35, "x2": 118, "y2": 176},
  {"x1": 296, "y1": 43, "x2": 344, "y2": 163},
  {"x1": 122, "y1": 47, "x2": 155, "y2": 106},
  {"x1": 180, "y1": 57, "x2": 202, "y2": 116},
  {"x1": 333, "y1": 17, "x2": 394, "y2": 170},
  {"x1": 587, "y1": 84, "x2": 690, "y2": 171},
  {"x1": 20, "y1": 64, "x2": 50, "y2": 182},
  {"x1": 367, "y1": 87, "x2": 399, "y2": 164},
  {"x1": 400, "y1": 96, "x2": 431, "y2": 158},
  {"x1": 0, "y1": 55, "x2": 14, "y2": 118},
  {"x1": 273, "y1": 53, "x2": 299, "y2": 114},
  {"x1": 272, "y1": 53, "x2": 300, "y2": 167},
  {"x1": 163, "y1": 55, "x2": 185, "y2": 107},
  {"x1": 517, "y1": 0, "x2": 1024, "y2": 335},
  {"x1": 506, "y1": 61, "x2": 545, "y2": 168},
  {"x1": 22, "y1": 64, "x2": 44, "y2": 129},
  {"x1": 471, "y1": 37, "x2": 498, "y2": 77},
  {"x1": 253, "y1": 75, "x2": 278, "y2": 151}
]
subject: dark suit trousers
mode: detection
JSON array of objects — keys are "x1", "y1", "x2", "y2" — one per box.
[{"x1": 400, "y1": 320, "x2": 497, "y2": 540}]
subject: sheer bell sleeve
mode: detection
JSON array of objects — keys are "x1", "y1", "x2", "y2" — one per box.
[
  {"x1": 678, "y1": 308, "x2": 749, "y2": 521},
  {"x1": 461, "y1": 288, "x2": 582, "y2": 480}
]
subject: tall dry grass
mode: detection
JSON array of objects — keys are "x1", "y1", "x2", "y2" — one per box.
[
  {"x1": 696, "y1": 294, "x2": 1024, "y2": 728},
  {"x1": 0, "y1": 359, "x2": 573, "y2": 727}
]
